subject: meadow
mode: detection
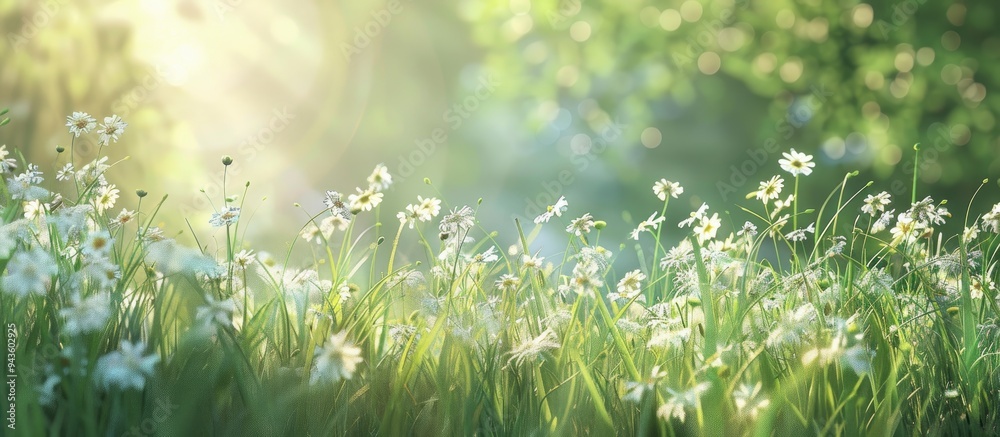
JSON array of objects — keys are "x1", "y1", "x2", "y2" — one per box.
[{"x1": 2, "y1": 111, "x2": 999, "y2": 436}]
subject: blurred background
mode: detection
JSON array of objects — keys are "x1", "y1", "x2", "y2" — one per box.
[{"x1": 2, "y1": 0, "x2": 998, "y2": 259}]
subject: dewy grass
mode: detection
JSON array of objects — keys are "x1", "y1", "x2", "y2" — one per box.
[{"x1": 2, "y1": 112, "x2": 1000, "y2": 436}]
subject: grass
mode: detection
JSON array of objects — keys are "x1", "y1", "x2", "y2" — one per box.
[{"x1": 2, "y1": 112, "x2": 999, "y2": 436}]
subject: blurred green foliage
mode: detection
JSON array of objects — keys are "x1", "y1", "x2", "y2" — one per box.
[{"x1": 449, "y1": 0, "x2": 998, "y2": 235}]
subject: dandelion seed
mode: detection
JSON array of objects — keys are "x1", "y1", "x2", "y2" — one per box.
[
  {"x1": 653, "y1": 179, "x2": 684, "y2": 201},
  {"x1": 96, "y1": 115, "x2": 127, "y2": 146},
  {"x1": 507, "y1": 328, "x2": 560, "y2": 367},
  {"x1": 94, "y1": 340, "x2": 158, "y2": 391},
  {"x1": 754, "y1": 175, "x2": 784, "y2": 201},
  {"x1": 56, "y1": 163, "x2": 75, "y2": 181},
  {"x1": 66, "y1": 112, "x2": 97, "y2": 137},
  {"x1": 366, "y1": 163, "x2": 392, "y2": 191},
  {"x1": 659, "y1": 240, "x2": 693, "y2": 270},
  {"x1": 694, "y1": 212, "x2": 721, "y2": 244},
  {"x1": 310, "y1": 331, "x2": 363, "y2": 385},
  {"x1": 93, "y1": 184, "x2": 120, "y2": 213},
  {"x1": 209, "y1": 206, "x2": 240, "y2": 227},
  {"x1": 566, "y1": 213, "x2": 595, "y2": 236},
  {"x1": 778, "y1": 148, "x2": 815, "y2": 176},
  {"x1": 534, "y1": 196, "x2": 568, "y2": 224},
  {"x1": 348, "y1": 187, "x2": 383, "y2": 213},
  {"x1": 862, "y1": 191, "x2": 892, "y2": 216},
  {"x1": 631, "y1": 212, "x2": 666, "y2": 240},
  {"x1": 439, "y1": 205, "x2": 475, "y2": 238},
  {"x1": 323, "y1": 191, "x2": 353, "y2": 220}
]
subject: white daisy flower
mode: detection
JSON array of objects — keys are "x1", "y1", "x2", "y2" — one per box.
[
  {"x1": 397, "y1": 204, "x2": 421, "y2": 229},
  {"x1": 93, "y1": 184, "x2": 120, "y2": 213},
  {"x1": 66, "y1": 112, "x2": 96, "y2": 137},
  {"x1": 534, "y1": 196, "x2": 569, "y2": 224},
  {"x1": 631, "y1": 212, "x2": 666, "y2": 240},
  {"x1": 679, "y1": 203, "x2": 709, "y2": 228},
  {"x1": 889, "y1": 212, "x2": 920, "y2": 245},
  {"x1": 321, "y1": 215, "x2": 350, "y2": 233},
  {"x1": 518, "y1": 255, "x2": 542, "y2": 271},
  {"x1": 323, "y1": 191, "x2": 353, "y2": 220},
  {"x1": 2, "y1": 248, "x2": 57, "y2": 298},
  {"x1": 300, "y1": 222, "x2": 325, "y2": 243},
  {"x1": 367, "y1": 163, "x2": 392, "y2": 191},
  {"x1": 233, "y1": 249, "x2": 256, "y2": 271},
  {"x1": 56, "y1": 163, "x2": 75, "y2": 181},
  {"x1": 60, "y1": 292, "x2": 112, "y2": 335},
  {"x1": 111, "y1": 209, "x2": 137, "y2": 229},
  {"x1": 495, "y1": 274, "x2": 521, "y2": 292},
  {"x1": 778, "y1": 148, "x2": 815, "y2": 176},
  {"x1": 861, "y1": 191, "x2": 891, "y2": 216},
  {"x1": 209, "y1": 206, "x2": 240, "y2": 227},
  {"x1": 784, "y1": 223, "x2": 815, "y2": 242},
  {"x1": 94, "y1": 340, "x2": 159, "y2": 391},
  {"x1": 694, "y1": 213, "x2": 721, "y2": 243},
  {"x1": 195, "y1": 295, "x2": 236, "y2": 328},
  {"x1": 23, "y1": 199, "x2": 46, "y2": 220},
  {"x1": 615, "y1": 269, "x2": 646, "y2": 300},
  {"x1": 754, "y1": 176, "x2": 784, "y2": 202},
  {"x1": 566, "y1": 213, "x2": 595, "y2": 236},
  {"x1": 0, "y1": 145, "x2": 16, "y2": 173},
  {"x1": 653, "y1": 179, "x2": 683, "y2": 201},
  {"x1": 416, "y1": 196, "x2": 442, "y2": 220},
  {"x1": 96, "y1": 115, "x2": 127, "y2": 146},
  {"x1": 82, "y1": 231, "x2": 113, "y2": 258},
  {"x1": 348, "y1": 187, "x2": 383, "y2": 213},
  {"x1": 310, "y1": 331, "x2": 364, "y2": 385}
]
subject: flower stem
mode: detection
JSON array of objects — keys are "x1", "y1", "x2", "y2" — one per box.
[{"x1": 911, "y1": 143, "x2": 921, "y2": 205}]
